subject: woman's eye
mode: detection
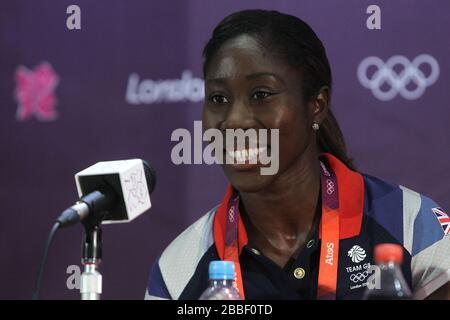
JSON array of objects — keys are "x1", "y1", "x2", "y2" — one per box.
[
  {"x1": 251, "y1": 91, "x2": 272, "y2": 100},
  {"x1": 209, "y1": 94, "x2": 229, "y2": 104}
]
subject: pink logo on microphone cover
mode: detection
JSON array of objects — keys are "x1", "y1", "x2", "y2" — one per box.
[{"x1": 14, "y1": 62, "x2": 59, "y2": 121}]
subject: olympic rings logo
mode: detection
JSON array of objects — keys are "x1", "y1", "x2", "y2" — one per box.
[
  {"x1": 228, "y1": 205, "x2": 236, "y2": 223},
  {"x1": 357, "y1": 54, "x2": 439, "y2": 101},
  {"x1": 350, "y1": 271, "x2": 369, "y2": 283},
  {"x1": 326, "y1": 179, "x2": 335, "y2": 195}
]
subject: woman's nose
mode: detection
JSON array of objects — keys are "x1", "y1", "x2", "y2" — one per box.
[{"x1": 220, "y1": 99, "x2": 256, "y2": 131}]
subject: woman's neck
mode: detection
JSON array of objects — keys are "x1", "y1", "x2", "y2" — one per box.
[{"x1": 239, "y1": 146, "x2": 321, "y2": 266}]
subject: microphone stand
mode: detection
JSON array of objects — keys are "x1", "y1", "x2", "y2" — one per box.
[{"x1": 80, "y1": 213, "x2": 105, "y2": 300}]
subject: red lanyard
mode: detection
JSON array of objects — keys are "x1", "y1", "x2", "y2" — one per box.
[
  {"x1": 216, "y1": 160, "x2": 340, "y2": 300},
  {"x1": 222, "y1": 195, "x2": 246, "y2": 297},
  {"x1": 317, "y1": 161, "x2": 340, "y2": 300}
]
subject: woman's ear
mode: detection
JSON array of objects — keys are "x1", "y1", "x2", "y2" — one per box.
[{"x1": 311, "y1": 86, "x2": 330, "y2": 123}]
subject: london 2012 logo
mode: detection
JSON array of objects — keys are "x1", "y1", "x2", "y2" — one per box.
[
  {"x1": 357, "y1": 54, "x2": 439, "y2": 101},
  {"x1": 14, "y1": 62, "x2": 59, "y2": 122}
]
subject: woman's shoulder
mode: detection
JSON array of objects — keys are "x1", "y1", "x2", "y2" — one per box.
[
  {"x1": 361, "y1": 172, "x2": 448, "y2": 260},
  {"x1": 359, "y1": 173, "x2": 450, "y2": 298},
  {"x1": 160, "y1": 205, "x2": 218, "y2": 262},
  {"x1": 146, "y1": 205, "x2": 218, "y2": 300},
  {"x1": 361, "y1": 172, "x2": 445, "y2": 237},
  {"x1": 361, "y1": 172, "x2": 439, "y2": 213}
]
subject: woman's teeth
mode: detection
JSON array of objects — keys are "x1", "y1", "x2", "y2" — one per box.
[{"x1": 226, "y1": 147, "x2": 267, "y2": 163}]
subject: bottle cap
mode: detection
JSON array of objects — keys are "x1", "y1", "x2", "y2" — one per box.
[
  {"x1": 374, "y1": 243, "x2": 403, "y2": 264},
  {"x1": 209, "y1": 260, "x2": 235, "y2": 280}
]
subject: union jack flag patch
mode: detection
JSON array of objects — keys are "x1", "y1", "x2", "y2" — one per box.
[{"x1": 432, "y1": 207, "x2": 450, "y2": 235}]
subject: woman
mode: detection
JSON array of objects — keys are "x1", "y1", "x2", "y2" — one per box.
[{"x1": 146, "y1": 10, "x2": 450, "y2": 299}]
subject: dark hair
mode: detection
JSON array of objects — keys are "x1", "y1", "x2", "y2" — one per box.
[{"x1": 202, "y1": 9, "x2": 355, "y2": 170}]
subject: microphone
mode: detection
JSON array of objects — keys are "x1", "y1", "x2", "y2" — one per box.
[
  {"x1": 32, "y1": 158, "x2": 156, "y2": 300},
  {"x1": 56, "y1": 159, "x2": 156, "y2": 228}
]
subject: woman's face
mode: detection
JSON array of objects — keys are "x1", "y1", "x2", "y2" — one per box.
[{"x1": 203, "y1": 34, "x2": 318, "y2": 193}]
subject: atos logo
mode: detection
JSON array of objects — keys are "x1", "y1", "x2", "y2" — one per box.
[{"x1": 357, "y1": 54, "x2": 439, "y2": 101}]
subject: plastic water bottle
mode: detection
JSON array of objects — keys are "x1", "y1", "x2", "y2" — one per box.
[
  {"x1": 199, "y1": 260, "x2": 242, "y2": 300},
  {"x1": 363, "y1": 243, "x2": 412, "y2": 300}
]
